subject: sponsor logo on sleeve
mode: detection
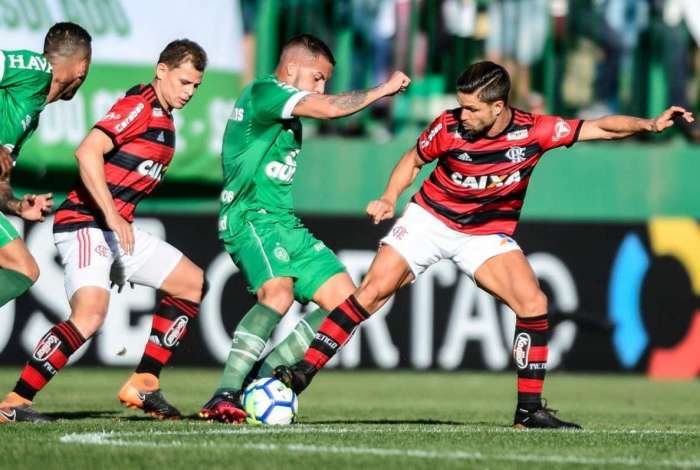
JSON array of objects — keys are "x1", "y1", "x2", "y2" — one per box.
[
  {"x1": 552, "y1": 119, "x2": 572, "y2": 142},
  {"x1": 420, "y1": 123, "x2": 443, "y2": 149},
  {"x1": 115, "y1": 102, "x2": 145, "y2": 133}
]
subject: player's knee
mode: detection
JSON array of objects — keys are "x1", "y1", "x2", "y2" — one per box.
[
  {"x1": 13, "y1": 257, "x2": 40, "y2": 284},
  {"x1": 257, "y1": 282, "x2": 294, "y2": 313},
  {"x1": 355, "y1": 275, "x2": 390, "y2": 313},
  {"x1": 515, "y1": 290, "x2": 548, "y2": 317},
  {"x1": 69, "y1": 309, "x2": 107, "y2": 339},
  {"x1": 169, "y1": 265, "x2": 205, "y2": 303},
  {"x1": 24, "y1": 260, "x2": 40, "y2": 284},
  {"x1": 187, "y1": 266, "x2": 205, "y2": 302}
]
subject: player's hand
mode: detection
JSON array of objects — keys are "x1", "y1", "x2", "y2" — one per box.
[
  {"x1": 366, "y1": 198, "x2": 395, "y2": 225},
  {"x1": 16, "y1": 193, "x2": 53, "y2": 222},
  {"x1": 106, "y1": 211, "x2": 134, "y2": 255},
  {"x1": 652, "y1": 106, "x2": 694, "y2": 132},
  {"x1": 381, "y1": 71, "x2": 411, "y2": 97},
  {"x1": 0, "y1": 146, "x2": 13, "y2": 181}
]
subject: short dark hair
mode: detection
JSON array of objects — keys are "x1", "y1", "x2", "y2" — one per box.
[
  {"x1": 158, "y1": 39, "x2": 208, "y2": 72},
  {"x1": 44, "y1": 22, "x2": 92, "y2": 58},
  {"x1": 456, "y1": 61, "x2": 511, "y2": 104},
  {"x1": 281, "y1": 34, "x2": 336, "y2": 66}
]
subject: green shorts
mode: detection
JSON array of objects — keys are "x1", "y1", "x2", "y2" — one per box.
[
  {"x1": 221, "y1": 215, "x2": 346, "y2": 304},
  {"x1": 0, "y1": 212, "x2": 20, "y2": 248}
]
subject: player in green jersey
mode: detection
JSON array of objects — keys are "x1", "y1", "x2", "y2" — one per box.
[
  {"x1": 0, "y1": 22, "x2": 91, "y2": 309},
  {"x1": 199, "y1": 34, "x2": 410, "y2": 423}
]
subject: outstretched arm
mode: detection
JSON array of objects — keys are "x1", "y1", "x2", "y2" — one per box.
[
  {"x1": 366, "y1": 146, "x2": 426, "y2": 224},
  {"x1": 578, "y1": 106, "x2": 694, "y2": 141},
  {"x1": 293, "y1": 71, "x2": 411, "y2": 120},
  {"x1": 0, "y1": 146, "x2": 53, "y2": 221}
]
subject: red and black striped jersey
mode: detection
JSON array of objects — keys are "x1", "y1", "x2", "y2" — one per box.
[
  {"x1": 53, "y1": 84, "x2": 175, "y2": 233},
  {"x1": 412, "y1": 108, "x2": 582, "y2": 235}
]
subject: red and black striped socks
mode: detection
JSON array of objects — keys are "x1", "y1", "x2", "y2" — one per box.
[
  {"x1": 136, "y1": 296, "x2": 199, "y2": 377},
  {"x1": 13, "y1": 320, "x2": 86, "y2": 401},
  {"x1": 302, "y1": 295, "x2": 370, "y2": 370},
  {"x1": 513, "y1": 313, "x2": 549, "y2": 410}
]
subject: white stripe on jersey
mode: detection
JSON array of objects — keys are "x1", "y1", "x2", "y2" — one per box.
[{"x1": 281, "y1": 91, "x2": 312, "y2": 120}]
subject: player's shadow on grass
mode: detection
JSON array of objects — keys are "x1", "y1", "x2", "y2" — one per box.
[
  {"x1": 48, "y1": 410, "x2": 121, "y2": 420},
  {"x1": 118, "y1": 414, "x2": 209, "y2": 421},
  {"x1": 302, "y1": 419, "x2": 495, "y2": 426}
]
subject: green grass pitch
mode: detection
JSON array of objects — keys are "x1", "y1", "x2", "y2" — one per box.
[{"x1": 0, "y1": 368, "x2": 698, "y2": 469}]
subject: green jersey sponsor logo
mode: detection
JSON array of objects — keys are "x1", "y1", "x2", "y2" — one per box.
[
  {"x1": 5, "y1": 53, "x2": 51, "y2": 73},
  {"x1": 265, "y1": 149, "x2": 299, "y2": 183}
]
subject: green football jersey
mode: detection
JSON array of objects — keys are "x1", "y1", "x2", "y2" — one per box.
[
  {"x1": 0, "y1": 49, "x2": 52, "y2": 160},
  {"x1": 219, "y1": 75, "x2": 311, "y2": 234}
]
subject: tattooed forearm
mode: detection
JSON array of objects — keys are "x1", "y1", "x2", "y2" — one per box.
[
  {"x1": 295, "y1": 84, "x2": 386, "y2": 119},
  {"x1": 328, "y1": 89, "x2": 369, "y2": 110},
  {"x1": 328, "y1": 85, "x2": 383, "y2": 111},
  {"x1": 0, "y1": 180, "x2": 20, "y2": 215}
]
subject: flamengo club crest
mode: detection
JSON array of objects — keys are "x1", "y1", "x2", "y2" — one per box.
[
  {"x1": 33, "y1": 332, "x2": 62, "y2": 362},
  {"x1": 163, "y1": 316, "x2": 189, "y2": 347},
  {"x1": 513, "y1": 332, "x2": 531, "y2": 369},
  {"x1": 505, "y1": 146, "x2": 526, "y2": 163}
]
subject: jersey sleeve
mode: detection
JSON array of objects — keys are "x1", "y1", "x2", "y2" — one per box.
[
  {"x1": 250, "y1": 80, "x2": 311, "y2": 123},
  {"x1": 533, "y1": 114, "x2": 583, "y2": 152},
  {"x1": 416, "y1": 113, "x2": 448, "y2": 163},
  {"x1": 93, "y1": 95, "x2": 151, "y2": 146}
]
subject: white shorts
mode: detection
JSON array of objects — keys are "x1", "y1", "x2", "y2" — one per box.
[
  {"x1": 54, "y1": 226, "x2": 183, "y2": 299},
  {"x1": 381, "y1": 203, "x2": 522, "y2": 279}
]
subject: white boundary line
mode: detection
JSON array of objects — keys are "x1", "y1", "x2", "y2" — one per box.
[{"x1": 59, "y1": 426, "x2": 700, "y2": 469}]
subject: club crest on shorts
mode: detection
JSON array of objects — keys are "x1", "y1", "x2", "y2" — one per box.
[
  {"x1": 513, "y1": 332, "x2": 531, "y2": 369},
  {"x1": 391, "y1": 225, "x2": 408, "y2": 240},
  {"x1": 95, "y1": 244, "x2": 111, "y2": 258},
  {"x1": 273, "y1": 245, "x2": 290, "y2": 262},
  {"x1": 163, "y1": 316, "x2": 189, "y2": 347},
  {"x1": 33, "y1": 332, "x2": 62, "y2": 361}
]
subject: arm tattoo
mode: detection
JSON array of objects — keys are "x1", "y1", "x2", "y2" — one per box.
[
  {"x1": 328, "y1": 85, "x2": 382, "y2": 111},
  {"x1": 328, "y1": 90, "x2": 368, "y2": 110},
  {"x1": 297, "y1": 94, "x2": 311, "y2": 106},
  {"x1": 0, "y1": 179, "x2": 19, "y2": 215}
]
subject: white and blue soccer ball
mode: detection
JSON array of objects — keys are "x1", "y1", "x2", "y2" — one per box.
[{"x1": 243, "y1": 377, "x2": 298, "y2": 425}]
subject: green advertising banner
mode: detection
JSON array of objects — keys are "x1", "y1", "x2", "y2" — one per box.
[{"x1": 1, "y1": 0, "x2": 243, "y2": 182}]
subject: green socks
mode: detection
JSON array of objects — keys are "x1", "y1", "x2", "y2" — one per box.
[
  {"x1": 257, "y1": 307, "x2": 329, "y2": 377},
  {"x1": 216, "y1": 303, "x2": 282, "y2": 394},
  {"x1": 0, "y1": 268, "x2": 33, "y2": 308}
]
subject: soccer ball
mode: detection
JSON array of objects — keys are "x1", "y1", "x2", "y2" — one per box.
[{"x1": 242, "y1": 377, "x2": 298, "y2": 425}]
